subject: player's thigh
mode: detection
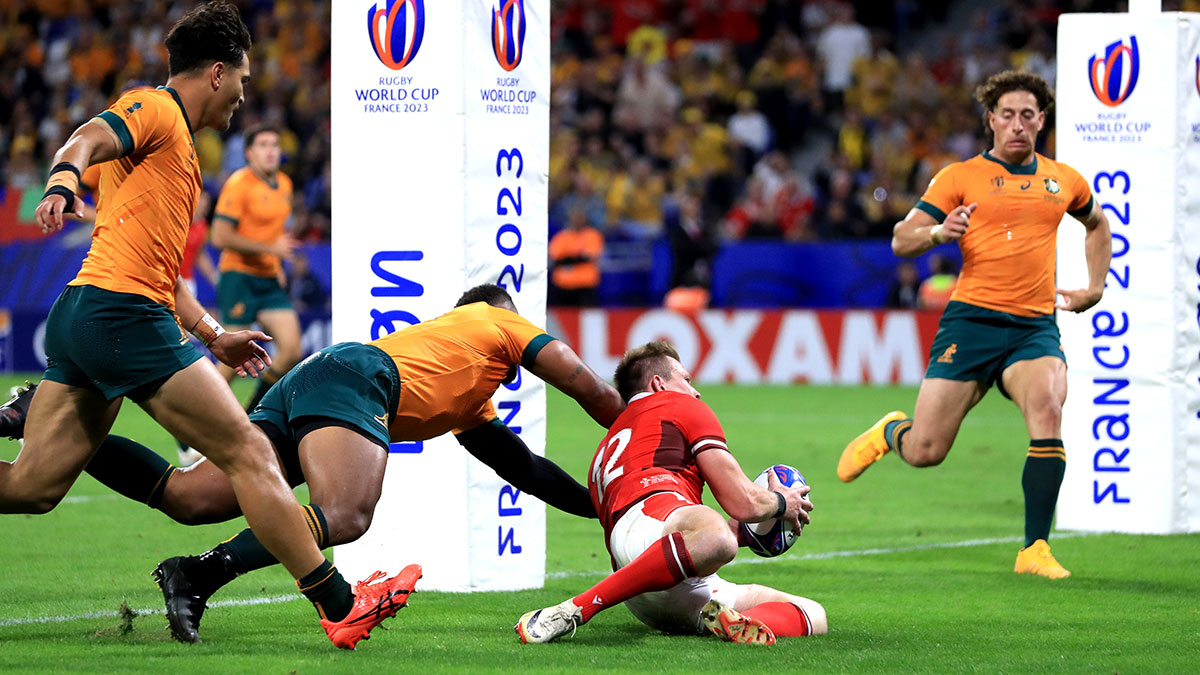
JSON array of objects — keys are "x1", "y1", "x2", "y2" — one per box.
[
  {"x1": 138, "y1": 358, "x2": 276, "y2": 474},
  {"x1": 908, "y1": 377, "x2": 988, "y2": 465},
  {"x1": 159, "y1": 456, "x2": 242, "y2": 524},
  {"x1": 663, "y1": 502, "x2": 739, "y2": 560},
  {"x1": 298, "y1": 424, "x2": 388, "y2": 543},
  {"x1": 1000, "y1": 356, "x2": 1067, "y2": 438},
  {"x1": 7, "y1": 380, "x2": 122, "y2": 505},
  {"x1": 256, "y1": 308, "x2": 302, "y2": 365},
  {"x1": 732, "y1": 583, "x2": 828, "y2": 635}
]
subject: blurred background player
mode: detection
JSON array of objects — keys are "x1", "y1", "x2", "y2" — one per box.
[
  {"x1": 837, "y1": 70, "x2": 1113, "y2": 579},
  {"x1": 211, "y1": 124, "x2": 301, "y2": 413},
  {"x1": 75, "y1": 284, "x2": 625, "y2": 644},
  {"x1": 517, "y1": 341, "x2": 825, "y2": 645},
  {"x1": 7, "y1": 1, "x2": 413, "y2": 649}
]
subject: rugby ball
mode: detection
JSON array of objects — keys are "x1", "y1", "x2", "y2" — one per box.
[{"x1": 739, "y1": 464, "x2": 807, "y2": 558}]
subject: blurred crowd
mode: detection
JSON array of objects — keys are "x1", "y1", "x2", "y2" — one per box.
[
  {"x1": 0, "y1": 0, "x2": 332, "y2": 242},
  {"x1": 1, "y1": 0, "x2": 1170, "y2": 308},
  {"x1": 545, "y1": 0, "x2": 1131, "y2": 302}
]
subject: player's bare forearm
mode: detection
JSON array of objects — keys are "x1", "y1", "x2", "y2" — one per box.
[
  {"x1": 173, "y1": 278, "x2": 208, "y2": 330},
  {"x1": 697, "y1": 449, "x2": 785, "y2": 523},
  {"x1": 893, "y1": 204, "x2": 974, "y2": 257},
  {"x1": 211, "y1": 218, "x2": 278, "y2": 256},
  {"x1": 1057, "y1": 201, "x2": 1113, "y2": 313},
  {"x1": 531, "y1": 340, "x2": 625, "y2": 427},
  {"x1": 1083, "y1": 206, "x2": 1113, "y2": 296},
  {"x1": 891, "y1": 210, "x2": 942, "y2": 257}
]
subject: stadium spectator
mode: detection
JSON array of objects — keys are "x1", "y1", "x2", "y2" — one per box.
[
  {"x1": 815, "y1": 3, "x2": 870, "y2": 114},
  {"x1": 726, "y1": 90, "x2": 771, "y2": 172},
  {"x1": 887, "y1": 261, "x2": 921, "y2": 309},
  {"x1": 918, "y1": 254, "x2": 958, "y2": 311},
  {"x1": 288, "y1": 250, "x2": 328, "y2": 315},
  {"x1": 606, "y1": 156, "x2": 666, "y2": 239},
  {"x1": 549, "y1": 207, "x2": 605, "y2": 307}
]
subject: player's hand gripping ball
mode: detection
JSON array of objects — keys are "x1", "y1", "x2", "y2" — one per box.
[{"x1": 740, "y1": 464, "x2": 807, "y2": 558}]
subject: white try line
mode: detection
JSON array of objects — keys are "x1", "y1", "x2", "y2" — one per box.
[{"x1": 0, "y1": 532, "x2": 1098, "y2": 628}]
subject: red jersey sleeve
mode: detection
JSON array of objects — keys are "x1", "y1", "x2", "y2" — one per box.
[{"x1": 672, "y1": 396, "x2": 728, "y2": 456}]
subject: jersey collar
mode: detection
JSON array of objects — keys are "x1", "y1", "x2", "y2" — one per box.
[
  {"x1": 982, "y1": 149, "x2": 1037, "y2": 175},
  {"x1": 629, "y1": 392, "x2": 653, "y2": 403},
  {"x1": 157, "y1": 85, "x2": 194, "y2": 137}
]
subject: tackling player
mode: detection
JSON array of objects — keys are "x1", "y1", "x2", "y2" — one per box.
[
  {"x1": 5, "y1": 1, "x2": 413, "y2": 649},
  {"x1": 211, "y1": 124, "x2": 302, "y2": 412},
  {"x1": 516, "y1": 341, "x2": 826, "y2": 645},
  {"x1": 837, "y1": 70, "x2": 1113, "y2": 579},
  {"x1": 76, "y1": 284, "x2": 625, "y2": 645}
]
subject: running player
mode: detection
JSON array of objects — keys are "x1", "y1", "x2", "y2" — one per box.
[
  {"x1": 837, "y1": 70, "x2": 1113, "y2": 579},
  {"x1": 211, "y1": 124, "x2": 302, "y2": 412},
  {"x1": 516, "y1": 341, "x2": 826, "y2": 645},
  {"x1": 10, "y1": 2, "x2": 412, "y2": 649},
  {"x1": 77, "y1": 284, "x2": 625, "y2": 644}
]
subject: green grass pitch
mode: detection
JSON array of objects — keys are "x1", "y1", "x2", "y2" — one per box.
[{"x1": 1, "y1": 374, "x2": 1196, "y2": 673}]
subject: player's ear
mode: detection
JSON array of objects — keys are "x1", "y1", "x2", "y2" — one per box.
[
  {"x1": 210, "y1": 61, "x2": 224, "y2": 91},
  {"x1": 648, "y1": 374, "x2": 665, "y2": 393}
]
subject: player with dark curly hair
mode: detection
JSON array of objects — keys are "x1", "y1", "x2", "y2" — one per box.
[
  {"x1": 837, "y1": 69, "x2": 1113, "y2": 579},
  {"x1": 10, "y1": 1, "x2": 412, "y2": 649}
]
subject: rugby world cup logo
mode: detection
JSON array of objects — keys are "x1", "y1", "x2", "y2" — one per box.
[
  {"x1": 1195, "y1": 55, "x2": 1199, "y2": 98},
  {"x1": 1088, "y1": 35, "x2": 1139, "y2": 107},
  {"x1": 367, "y1": 0, "x2": 425, "y2": 70},
  {"x1": 492, "y1": 0, "x2": 526, "y2": 72}
]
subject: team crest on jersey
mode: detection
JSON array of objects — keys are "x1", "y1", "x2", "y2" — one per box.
[{"x1": 1044, "y1": 178, "x2": 1060, "y2": 194}]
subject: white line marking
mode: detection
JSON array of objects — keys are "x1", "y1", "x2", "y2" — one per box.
[
  {"x1": 60, "y1": 494, "x2": 120, "y2": 505},
  {"x1": 0, "y1": 594, "x2": 300, "y2": 628},
  {"x1": 0, "y1": 532, "x2": 1098, "y2": 627}
]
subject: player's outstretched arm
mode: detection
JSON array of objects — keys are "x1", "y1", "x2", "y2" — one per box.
[
  {"x1": 455, "y1": 420, "x2": 597, "y2": 518},
  {"x1": 529, "y1": 340, "x2": 625, "y2": 427},
  {"x1": 697, "y1": 449, "x2": 812, "y2": 532},
  {"x1": 891, "y1": 203, "x2": 976, "y2": 257},
  {"x1": 34, "y1": 119, "x2": 123, "y2": 233},
  {"x1": 1056, "y1": 200, "x2": 1113, "y2": 313},
  {"x1": 173, "y1": 278, "x2": 272, "y2": 377}
]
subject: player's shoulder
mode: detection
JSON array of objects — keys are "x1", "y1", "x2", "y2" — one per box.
[
  {"x1": 1036, "y1": 153, "x2": 1085, "y2": 179},
  {"x1": 222, "y1": 167, "x2": 255, "y2": 189},
  {"x1": 278, "y1": 171, "x2": 295, "y2": 191}
]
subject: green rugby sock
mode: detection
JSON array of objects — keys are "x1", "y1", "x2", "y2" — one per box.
[
  {"x1": 1023, "y1": 439, "x2": 1066, "y2": 547},
  {"x1": 883, "y1": 418, "x2": 913, "y2": 459},
  {"x1": 84, "y1": 435, "x2": 176, "y2": 507},
  {"x1": 298, "y1": 559, "x2": 353, "y2": 622},
  {"x1": 219, "y1": 504, "x2": 330, "y2": 575},
  {"x1": 187, "y1": 504, "x2": 331, "y2": 599}
]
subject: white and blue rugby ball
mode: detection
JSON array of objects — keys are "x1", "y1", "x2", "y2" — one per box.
[{"x1": 740, "y1": 464, "x2": 807, "y2": 558}]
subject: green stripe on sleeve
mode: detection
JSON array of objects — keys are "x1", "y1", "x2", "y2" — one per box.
[
  {"x1": 1067, "y1": 195, "x2": 1094, "y2": 219},
  {"x1": 212, "y1": 212, "x2": 240, "y2": 226},
  {"x1": 96, "y1": 111, "x2": 134, "y2": 157},
  {"x1": 520, "y1": 333, "x2": 557, "y2": 369},
  {"x1": 914, "y1": 200, "x2": 947, "y2": 223}
]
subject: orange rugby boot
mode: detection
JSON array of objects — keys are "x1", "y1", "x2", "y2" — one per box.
[
  {"x1": 837, "y1": 410, "x2": 908, "y2": 482},
  {"x1": 321, "y1": 564, "x2": 422, "y2": 649}
]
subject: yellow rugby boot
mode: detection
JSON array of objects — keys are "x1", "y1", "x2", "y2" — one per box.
[
  {"x1": 1014, "y1": 539, "x2": 1071, "y2": 579},
  {"x1": 837, "y1": 410, "x2": 907, "y2": 482},
  {"x1": 700, "y1": 600, "x2": 776, "y2": 645}
]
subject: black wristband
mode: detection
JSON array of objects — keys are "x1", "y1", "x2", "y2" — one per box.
[
  {"x1": 771, "y1": 490, "x2": 787, "y2": 519},
  {"x1": 42, "y1": 184, "x2": 76, "y2": 212},
  {"x1": 49, "y1": 161, "x2": 82, "y2": 181}
]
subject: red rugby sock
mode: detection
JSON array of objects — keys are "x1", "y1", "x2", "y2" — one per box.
[
  {"x1": 740, "y1": 601, "x2": 812, "y2": 637},
  {"x1": 572, "y1": 531, "x2": 696, "y2": 623}
]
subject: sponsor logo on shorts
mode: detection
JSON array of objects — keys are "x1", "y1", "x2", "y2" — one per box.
[
  {"x1": 937, "y1": 343, "x2": 957, "y2": 364},
  {"x1": 374, "y1": 413, "x2": 388, "y2": 427},
  {"x1": 231, "y1": 302, "x2": 246, "y2": 319}
]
